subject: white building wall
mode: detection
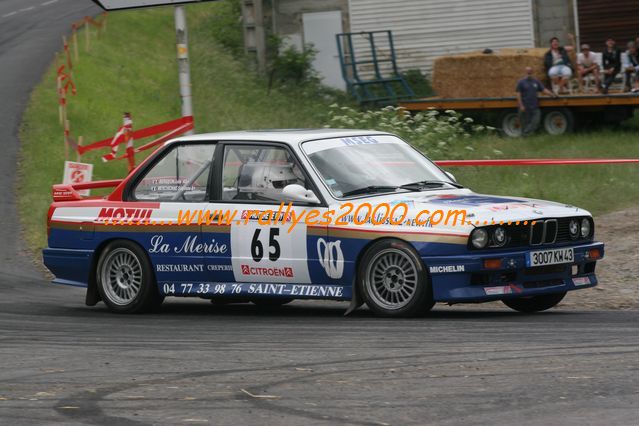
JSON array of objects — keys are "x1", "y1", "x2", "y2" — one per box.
[{"x1": 348, "y1": 0, "x2": 535, "y2": 77}]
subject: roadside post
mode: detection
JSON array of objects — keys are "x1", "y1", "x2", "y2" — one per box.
[
  {"x1": 90, "y1": 1, "x2": 218, "y2": 134},
  {"x1": 174, "y1": 6, "x2": 194, "y2": 134}
]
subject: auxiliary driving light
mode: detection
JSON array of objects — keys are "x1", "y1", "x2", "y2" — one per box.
[
  {"x1": 471, "y1": 228, "x2": 489, "y2": 249},
  {"x1": 580, "y1": 218, "x2": 591, "y2": 237},
  {"x1": 483, "y1": 258, "x2": 503, "y2": 269},
  {"x1": 585, "y1": 248, "x2": 601, "y2": 260}
]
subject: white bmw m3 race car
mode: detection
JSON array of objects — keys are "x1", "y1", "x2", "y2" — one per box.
[{"x1": 43, "y1": 129, "x2": 604, "y2": 316}]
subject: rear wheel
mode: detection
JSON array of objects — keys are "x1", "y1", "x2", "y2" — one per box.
[
  {"x1": 502, "y1": 292, "x2": 567, "y2": 313},
  {"x1": 498, "y1": 111, "x2": 522, "y2": 137},
  {"x1": 96, "y1": 240, "x2": 163, "y2": 313},
  {"x1": 542, "y1": 108, "x2": 574, "y2": 135},
  {"x1": 359, "y1": 239, "x2": 434, "y2": 317}
]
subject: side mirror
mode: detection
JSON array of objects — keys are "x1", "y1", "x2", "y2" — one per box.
[
  {"x1": 445, "y1": 171, "x2": 457, "y2": 183},
  {"x1": 281, "y1": 184, "x2": 321, "y2": 204}
]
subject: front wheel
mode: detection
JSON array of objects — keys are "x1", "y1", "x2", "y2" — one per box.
[
  {"x1": 359, "y1": 239, "x2": 434, "y2": 317},
  {"x1": 502, "y1": 292, "x2": 567, "y2": 313},
  {"x1": 96, "y1": 240, "x2": 163, "y2": 313}
]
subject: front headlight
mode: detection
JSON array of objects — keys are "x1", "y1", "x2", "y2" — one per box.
[
  {"x1": 493, "y1": 226, "x2": 507, "y2": 247},
  {"x1": 581, "y1": 218, "x2": 591, "y2": 238},
  {"x1": 471, "y1": 228, "x2": 489, "y2": 249},
  {"x1": 569, "y1": 219, "x2": 580, "y2": 239}
]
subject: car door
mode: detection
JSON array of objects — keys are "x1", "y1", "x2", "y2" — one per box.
[
  {"x1": 202, "y1": 143, "x2": 332, "y2": 298},
  {"x1": 129, "y1": 142, "x2": 216, "y2": 294}
]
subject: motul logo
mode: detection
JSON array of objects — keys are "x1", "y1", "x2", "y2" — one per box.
[{"x1": 97, "y1": 207, "x2": 153, "y2": 222}]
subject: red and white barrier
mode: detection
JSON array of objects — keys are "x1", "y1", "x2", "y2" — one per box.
[
  {"x1": 77, "y1": 115, "x2": 195, "y2": 172},
  {"x1": 101, "y1": 113, "x2": 133, "y2": 163}
]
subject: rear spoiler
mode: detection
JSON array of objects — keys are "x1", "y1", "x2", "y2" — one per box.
[{"x1": 52, "y1": 179, "x2": 123, "y2": 202}]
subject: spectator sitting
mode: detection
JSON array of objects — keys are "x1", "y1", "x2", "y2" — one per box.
[
  {"x1": 622, "y1": 42, "x2": 639, "y2": 93},
  {"x1": 577, "y1": 44, "x2": 601, "y2": 92},
  {"x1": 602, "y1": 38, "x2": 621, "y2": 94},
  {"x1": 544, "y1": 37, "x2": 574, "y2": 94}
]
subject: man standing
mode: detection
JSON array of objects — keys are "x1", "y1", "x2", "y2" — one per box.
[
  {"x1": 516, "y1": 67, "x2": 557, "y2": 137},
  {"x1": 602, "y1": 38, "x2": 621, "y2": 94}
]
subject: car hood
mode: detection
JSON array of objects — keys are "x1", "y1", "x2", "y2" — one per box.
[{"x1": 334, "y1": 189, "x2": 591, "y2": 228}]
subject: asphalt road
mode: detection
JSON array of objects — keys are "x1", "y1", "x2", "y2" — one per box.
[
  {"x1": 1, "y1": 2, "x2": 638, "y2": 425},
  {"x1": 0, "y1": 0, "x2": 98, "y2": 277}
]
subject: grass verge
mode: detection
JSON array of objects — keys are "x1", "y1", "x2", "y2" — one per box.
[{"x1": 446, "y1": 127, "x2": 639, "y2": 216}]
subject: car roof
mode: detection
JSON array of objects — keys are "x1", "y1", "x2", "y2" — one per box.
[{"x1": 172, "y1": 128, "x2": 394, "y2": 145}]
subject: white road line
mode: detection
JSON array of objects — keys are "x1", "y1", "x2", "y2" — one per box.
[{"x1": 1, "y1": 0, "x2": 57, "y2": 20}]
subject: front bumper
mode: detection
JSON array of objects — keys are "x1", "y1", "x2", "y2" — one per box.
[{"x1": 422, "y1": 242, "x2": 604, "y2": 303}]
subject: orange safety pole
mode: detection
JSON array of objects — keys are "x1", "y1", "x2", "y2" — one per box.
[
  {"x1": 64, "y1": 119, "x2": 70, "y2": 160},
  {"x1": 84, "y1": 17, "x2": 90, "y2": 51},
  {"x1": 102, "y1": 12, "x2": 108, "y2": 34},
  {"x1": 76, "y1": 136, "x2": 83, "y2": 162},
  {"x1": 62, "y1": 36, "x2": 73, "y2": 77},
  {"x1": 56, "y1": 64, "x2": 64, "y2": 125},
  {"x1": 72, "y1": 24, "x2": 79, "y2": 62}
]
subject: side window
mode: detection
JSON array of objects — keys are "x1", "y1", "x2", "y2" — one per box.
[
  {"x1": 221, "y1": 145, "x2": 307, "y2": 202},
  {"x1": 133, "y1": 144, "x2": 216, "y2": 201}
]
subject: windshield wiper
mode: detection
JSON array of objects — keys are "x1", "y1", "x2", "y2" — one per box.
[
  {"x1": 341, "y1": 180, "x2": 460, "y2": 197},
  {"x1": 341, "y1": 185, "x2": 400, "y2": 197},
  {"x1": 398, "y1": 180, "x2": 464, "y2": 190}
]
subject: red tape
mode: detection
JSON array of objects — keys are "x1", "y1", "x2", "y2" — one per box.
[
  {"x1": 435, "y1": 159, "x2": 639, "y2": 166},
  {"x1": 78, "y1": 116, "x2": 194, "y2": 155},
  {"x1": 112, "y1": 122, "x2": 194, "y2": 160}
]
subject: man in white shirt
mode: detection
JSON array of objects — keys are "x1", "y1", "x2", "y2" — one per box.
[
  {"x1": 622, "y1": 42, "x2": 639, "y2": 93},
  {"x1": 577, "y1": 44, "x2": 600, "y2": 93}
]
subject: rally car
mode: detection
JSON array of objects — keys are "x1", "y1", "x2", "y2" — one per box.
[{"x1": 43, "y1": 130, "x2": 604, "y2": 316}]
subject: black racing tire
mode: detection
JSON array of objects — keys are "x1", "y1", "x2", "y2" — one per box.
[
  {"x1": 358, "y1": 239, "x2": 434, "y2": 317},
  {"x1": 251, "y1": 298, "x2": 294, "y2": 307},
  {"x1": 96, "y1": 240, "x2": 163, "y2": 313},
  {"x1": 542, "y1": 108, "x2": 574, "y2": 135},
  {"x1": 498, "y1": 110, "x2": 522, "y2": 137},
  {"x1": 502, "y1": 292, "x2": 567, "y2": 313}
]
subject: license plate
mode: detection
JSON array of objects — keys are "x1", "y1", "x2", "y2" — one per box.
[{"x1": 527, "y1": 247, "x2": 574, "y2": 267}]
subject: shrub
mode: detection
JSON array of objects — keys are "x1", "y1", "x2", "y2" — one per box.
[
  {"x1": 207, "y1": 0, "x2": 243, "y2": 57},
  {"x1": 325, "y1": 105, "x2": 493, "y2": 158},
  {"x1": 267, "y1": 35, "x2": 319, "y2": 88},
  {"x1": 401, "y1": 69, "x2": 433, "y2": 98}
]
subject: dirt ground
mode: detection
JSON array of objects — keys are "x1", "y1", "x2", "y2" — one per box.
[{"x1": 561, "y1": 207, "x2": 639, "y2": 310}]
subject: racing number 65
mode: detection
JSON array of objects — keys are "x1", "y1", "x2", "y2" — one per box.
[{"x1": 251, "y1": 228, "x2": 281, "y2": 262}]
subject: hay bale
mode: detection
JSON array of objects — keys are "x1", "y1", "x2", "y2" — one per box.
[{"x1": 432, "y1": 48, "x2": 548, "y2": 98}]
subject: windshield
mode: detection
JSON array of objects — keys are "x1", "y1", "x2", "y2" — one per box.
[{"x1": 302, "y1": 135, "x2": 452, "y2": 198}]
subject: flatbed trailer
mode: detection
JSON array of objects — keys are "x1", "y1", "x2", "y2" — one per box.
[{"x1": 399, "y1": 94, "x2": 639, "y2": 136}]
